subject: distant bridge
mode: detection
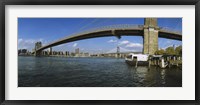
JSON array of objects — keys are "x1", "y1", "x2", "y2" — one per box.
[{"x1": 35, "y1": 18, "x2": 182, "y2": 56}]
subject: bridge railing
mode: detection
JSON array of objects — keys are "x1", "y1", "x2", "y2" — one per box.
[{"x1": 72, "y1": 24, "x2": 144, "y2": 36}]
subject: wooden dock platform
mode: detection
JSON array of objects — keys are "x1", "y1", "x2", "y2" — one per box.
[{"x1": 149, "y1": 55, "x2": 182, "y2": 69}]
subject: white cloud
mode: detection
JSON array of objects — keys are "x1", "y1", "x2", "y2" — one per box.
[
  {"x1": 166, "y1": 40, "x2": 173, "y2": 44},
  {"x1": 117, "y1": 40, "x2": 143, "y2": 48},
  {"x1": 107, "y1": 39, "x2": 143, "y2": 52},
  {"x1": 118, "y1": 40, "x2": 129, "y2": 45},
  {"x1": 18, "y1": 38, "x2": 23, "y2": 43},
  {"x1": 18, "y1": 38, "x2": 45, "y2": 51},
  {"x1": 72, "y1": 43, "x2": 78, "y2": 47},
  {"x1": 125, "y1": 43, "x2": 143, "y2": 48},
  {"x1": 108, "y1": 39, "x2": 117, "y2": 43}
]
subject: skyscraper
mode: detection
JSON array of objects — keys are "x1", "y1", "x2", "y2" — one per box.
[
  {"x1": 48, "y1": 47, "x2": 52, "y2": 55},
  {"x1": 75, "y1": 48, "x2": 80, "y2": 54}
]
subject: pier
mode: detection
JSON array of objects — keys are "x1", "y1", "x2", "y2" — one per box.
[{"x1": 149, "y1": 55, "x2": 182, "y2": 69}]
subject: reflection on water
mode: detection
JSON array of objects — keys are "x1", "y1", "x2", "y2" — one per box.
[
  {"x1": 18, "y1": 56, "x2": 182, "y2": 87},
  {"x1": 161, "y1": 69, "x2": 166, "y2": 85}
]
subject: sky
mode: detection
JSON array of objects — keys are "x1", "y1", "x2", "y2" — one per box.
[{"x1": 18, "y1": 18, "x2": 182, "y2": 54}]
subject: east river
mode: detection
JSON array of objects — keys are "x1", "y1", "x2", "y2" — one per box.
[{"x1": 18, "y1": 56, "x2": 182, "y2": 87}]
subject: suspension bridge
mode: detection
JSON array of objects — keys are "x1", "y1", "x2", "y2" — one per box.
[{"x1": 34, "y1": 18, "x2": 182, "y2": 56}]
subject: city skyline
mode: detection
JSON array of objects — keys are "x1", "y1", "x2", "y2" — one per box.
[{"x1": 18, "y1": 18, "x2": 182, "y2": 53}]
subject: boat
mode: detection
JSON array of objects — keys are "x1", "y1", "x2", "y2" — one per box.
[{"x1": 125, "y1": 53, "x2": 149, "y2": 67}]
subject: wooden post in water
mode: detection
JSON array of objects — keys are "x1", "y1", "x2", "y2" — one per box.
[
  {"x1": 135, "y1": 60, "x2": 138, "y2": 68},
  {"x1": 161, "y1": 58, "x2": 165, "y2": 68},
  {"x1": 148, "y1": 60, "x2": 151, "y2": 68}
]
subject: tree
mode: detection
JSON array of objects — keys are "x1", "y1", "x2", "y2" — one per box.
[
  {"x1": 175, "y1": 45, "x2": 182, "y2": 56},
  {"x1": 155, "y1": 49, "x2": 165, "y2": 55},
  {"x1": 154, "y1": 45, "x2": 182, "y2": 55},
  {"x1": 165, "y1": 47, "x2": 175, "y2": 55}
]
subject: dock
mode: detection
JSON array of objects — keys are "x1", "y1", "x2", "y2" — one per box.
[{"x1": 149, "y1": 55, "x2": 182, "y2": 69}]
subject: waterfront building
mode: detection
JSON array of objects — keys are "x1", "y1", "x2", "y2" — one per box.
[
  {"x1": 21, "y1": 49, "x2": 27, "y2": 53},
  {"x1": 75, "y1": 48, "x2": 80, "y2": 57},
  {"x1": 65, "y1": 51, "x2": 70, "y2": 56},
  {"x1": 48, "y1": 47, "x2": 52, "y2": 55},
  {"x1": 75, "y1": 48, "x2": 80, "y2": 54},
  {"x1": 78, "y1": 52, "x2": 90, "y2": 57},
  {"x1": 71, "y1": 52, "x2": 75, "y2": 56},
  {"x1": 18, "y1": 49, "x2": 22, "y2": 55},
  {"x1": 102, "y1": 52, "x2": 131, "y2": 58},
  {"x1": 58, "y1": 51, "x2": 64, "y2": 55},
  {"x1": 52, "y1": 51, "x2": 57, "y2": 55},
  {"x1": 18, "y1": 49, "x2": 33, "y2": 56},
  {"x1": 101, "y1": 46, "x2": 138, "y2": 58},
  {"x1": 84, "y1": 52, "x2": 90, "y2": 57},
  {"x1": 42, "y1": 51, "x2": 48, "y2": 56}
]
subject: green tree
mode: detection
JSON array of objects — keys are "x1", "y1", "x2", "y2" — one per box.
[
  {"x1": 155, "y1": 49, "x2": 165, "y2": 55},
  {"x1": 165, "y1": 46, "x2": 176, "y2": 55},
  {"x1": 175, "y1": 45, "x2": 182, "y2": 56}
]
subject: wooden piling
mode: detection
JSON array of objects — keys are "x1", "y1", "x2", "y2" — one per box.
[
  {"x1": 148, "y1": 60, "x2": 151, "y2": 68},
  {"x1": 135, "y1": 60, "x2": 138, "y2": 68}
]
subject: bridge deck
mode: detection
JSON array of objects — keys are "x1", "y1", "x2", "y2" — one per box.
[{"x1": 36, "y1": 25, "x2": 182, "y2": 52}]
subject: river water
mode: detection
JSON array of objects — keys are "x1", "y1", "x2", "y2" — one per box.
[{"x1": 18, "y1": 56, "x2": 182, "y2": 87}]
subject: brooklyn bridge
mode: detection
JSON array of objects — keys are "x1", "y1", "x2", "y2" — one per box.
[{"x1": 34, "y1": 18, "x2": 182, "y2": 56}]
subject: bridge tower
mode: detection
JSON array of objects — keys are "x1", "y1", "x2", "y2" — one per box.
[
  {"x1": 34, "y1": 41, "x2": 42, "y2": 56},
  {"x1": 143, "y1": 18, "x2": 159, "y2": 55}
]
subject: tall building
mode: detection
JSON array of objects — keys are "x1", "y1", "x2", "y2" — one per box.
[
  {"x1": 117, "y1": 46, "x2": 120, "y2": 58},
  {"x1": 71, "y1": 52, "x2": 75, "y2": 56},
  {"x1": 18, "y1": 49, "x2": 22, "y2": 55},
  {"x1": 52, "y1": 51, "x2": 57, "y2": 55},
  {"x1": 48, "y1": 47, "x2": 52, "y2": 55},
  {"x1": 21, "y1": 49, "x2": 27, "y2": 53},
  {"x1": 65, "y1": 51, "x2": 70, "y2": 56},
  {"x1": 75, "y1": 48, "x2": 80, "y2": 54},
  {"x1": 18, "y1": 49, "x2": 28, "y2": 55},
  {"x1": 117, "y1": 46, "x2": 120, "y2": 53}
]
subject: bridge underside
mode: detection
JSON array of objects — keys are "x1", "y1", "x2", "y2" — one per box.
[{"x1": 159, "y1": 31, "x2": 182, "y2": 40}]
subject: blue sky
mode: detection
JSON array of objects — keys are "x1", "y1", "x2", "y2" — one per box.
[{"x1": 18, "y1": 18, "x2": 182, "y2": 54}]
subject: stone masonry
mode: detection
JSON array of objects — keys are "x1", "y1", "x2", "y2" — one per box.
[{"x1": 143, "y1": 18, "x2": 159, "y2": 55}]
